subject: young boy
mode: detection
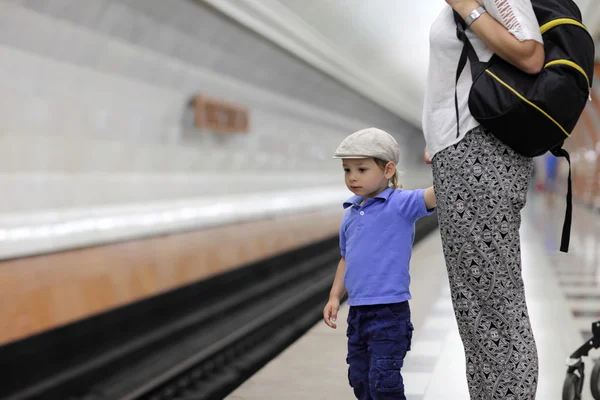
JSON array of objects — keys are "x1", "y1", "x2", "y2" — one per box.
[{"x1": 323, "y1": 127, "x2": 436, "y2": 400}]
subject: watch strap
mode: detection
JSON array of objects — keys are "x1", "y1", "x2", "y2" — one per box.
[{"x1": 465, "y1": 6, "x2": 487, "y2": 27}]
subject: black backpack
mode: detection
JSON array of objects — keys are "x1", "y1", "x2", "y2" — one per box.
[{"x1": 453, "y1": 0, "x2": 595, "y2": 253}]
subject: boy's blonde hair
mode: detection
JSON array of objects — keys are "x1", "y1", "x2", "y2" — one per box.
[{"x1": 374, "y1": 158, "x2": 403, "y2": 189}]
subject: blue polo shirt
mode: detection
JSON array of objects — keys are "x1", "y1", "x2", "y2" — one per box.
[{"x1": 340, "y1": 188, "x2": 434, "y2": 306}]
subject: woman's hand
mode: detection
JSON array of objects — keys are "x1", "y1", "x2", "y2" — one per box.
[
  {"x1": 424, "y1": 148, "x2": 432, "y2": 165},
  {"x1": 323, "y1": 298, "x2": 340, "y2": 329}
]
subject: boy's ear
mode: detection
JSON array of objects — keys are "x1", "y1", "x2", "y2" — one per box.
[{"x1": 385, "y1": 161, "x2": 395, "y2": 179}]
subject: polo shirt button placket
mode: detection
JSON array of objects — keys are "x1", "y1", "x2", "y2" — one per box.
[{"x1": 357, "y1": 207, "x2": 365, "y2": 228}]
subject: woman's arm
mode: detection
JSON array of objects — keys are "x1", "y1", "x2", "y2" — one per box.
[{"x1": 448, "y1": 0, "x2": 544, "y2": 74}]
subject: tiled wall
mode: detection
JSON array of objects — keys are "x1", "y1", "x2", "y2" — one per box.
[
  {"x1": 0, "y1": 0, "x2": 428, "y2": 205},
  {"x1": 0, "y1": 0, "x2": 432, "y2": 255}
]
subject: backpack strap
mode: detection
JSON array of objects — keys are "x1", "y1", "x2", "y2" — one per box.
[
  {"x1": 550, "y1": 147, "x2": 572, "y2": 252},
  {"x1": 453, "y1": 12, "x2": 573, "y2": 253},
  {"x1": 453, "y1": 11, "x2": 485, "y2": 138}
]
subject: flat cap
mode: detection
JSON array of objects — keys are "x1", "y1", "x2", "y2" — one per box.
[{"x1": 332, "y1": 127, "x2": 400, "y2": 165}]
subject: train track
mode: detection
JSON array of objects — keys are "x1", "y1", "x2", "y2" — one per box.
[
  {"x1": 120, "y1": 260, "x2": 336, "y2": 400},
  {"x1": 3, "y1": 214, "x2": 437, "y2": 400},
  {"x1": 88, "y1": 248, "x2": 339, "y2": 400}
]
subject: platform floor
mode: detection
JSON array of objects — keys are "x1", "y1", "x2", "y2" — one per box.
[{"x1": 227, "y1": 192, "x2": 600, "y2": 400}]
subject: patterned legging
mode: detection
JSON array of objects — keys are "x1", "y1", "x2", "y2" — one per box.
[{"x1": 432, "y1": 126, "x2": 539, "y2": 400}]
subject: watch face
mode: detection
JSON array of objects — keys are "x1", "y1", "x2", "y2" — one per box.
[{"x1": 467, "y1": 8, "x2": 485, "y2": 26}]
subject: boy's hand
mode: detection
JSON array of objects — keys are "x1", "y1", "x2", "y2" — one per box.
[
  {"x1": 425, "y1": 185, "x2": 437, "y2": 210},
  {"x1": 323, "y1": 299, "x2": 340, "y2": 329},
  {"x1": 424, "y1": 148, "x2": 432, "y2": 165}
]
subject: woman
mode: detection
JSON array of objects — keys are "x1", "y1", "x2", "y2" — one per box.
[{"x1": 422, "y1": 1, "x2": 544, "y2": 399}]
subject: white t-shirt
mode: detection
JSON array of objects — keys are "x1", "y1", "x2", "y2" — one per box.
[{"x1": 422, "y1": 0, "x2": 543, "y2": 159}]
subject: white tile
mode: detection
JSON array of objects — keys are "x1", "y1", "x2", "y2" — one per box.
[
  {"x1": 572, "y1": 319, "x2": 598, "y2": 335},
  {"x1": 433, "y1": 296, "x2": 453, "y2": 311},
  {"x1": 421, "y1": 316, "x2": 457, "y2": 332},
  {"x1": 562, "y1": 287, "x2": 600, "y2": 296},
  {"x1": 409, "y1": 340, "x2": 445, "y2": 358},
  {"x1": 402, "y1": 372, "x2": 432, "y2": 395},
  {"x1": 423, "y1": 329, "x2": 469, "y2": 400},
  {"x1": 567, "y1": 299, "x2": 600, "y2": 310},
  {"x1": 555, "y1": 275, "x2": 600, "y2": 284}
]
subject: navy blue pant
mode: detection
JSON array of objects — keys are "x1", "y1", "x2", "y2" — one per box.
[{"x1": 346, "y1": 301, "x2": 413, "y2": 400}]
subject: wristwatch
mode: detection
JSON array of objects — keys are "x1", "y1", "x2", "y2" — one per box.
[{"x1": 465, "y1": 6, "x2": 487, "y2": 27}]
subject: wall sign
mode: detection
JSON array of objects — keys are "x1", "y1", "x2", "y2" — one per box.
[{"x1": 194, "y1": 95, "x2": 249, "y2": 133}]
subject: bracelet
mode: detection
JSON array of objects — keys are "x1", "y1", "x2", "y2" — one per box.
[{"x1": 465, "y1": 6, "x2": 487, "y2": 27}]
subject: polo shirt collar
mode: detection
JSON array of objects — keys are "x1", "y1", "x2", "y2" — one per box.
[{"x1": 342, "y1": 187, "x2": 394, "y2": 209}]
